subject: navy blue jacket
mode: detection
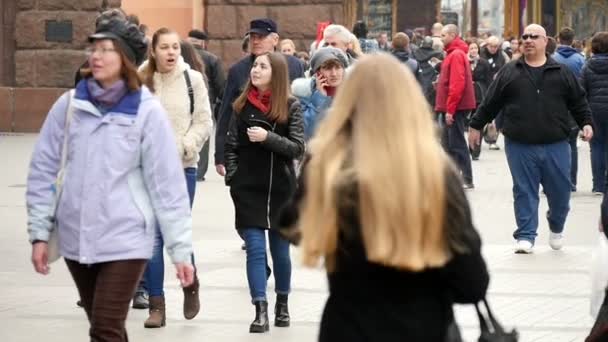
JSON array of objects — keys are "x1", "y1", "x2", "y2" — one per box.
[
  {"x1": 215, "y1": 54, "x2": 304, "y2": 165},
  {"x1": 581, "y1": 54, "x2": 608, "y2": 122}
]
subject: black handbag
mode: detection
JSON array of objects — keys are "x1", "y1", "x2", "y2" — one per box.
[
  {"x1": 586, "y1": 288, "x2": 608, "y2": 341},
  {"x1": 476, "y1": 299, "x2": 519, "y2": 342},
  {"x1": 446, "y1": 299, "x2": 518, "y2": 342}
]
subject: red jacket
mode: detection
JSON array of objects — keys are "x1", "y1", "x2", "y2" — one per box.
[{"x1": 434, "y1": 37, "x2": 476, "y2": 114}]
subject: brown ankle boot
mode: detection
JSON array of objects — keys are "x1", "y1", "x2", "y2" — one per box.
[
  {"x1": 183, "y1": 275, "x2": 200, "y2": 320},
  {"x1": 144, "y1": 296, "x2": 166, "y2": 328}
]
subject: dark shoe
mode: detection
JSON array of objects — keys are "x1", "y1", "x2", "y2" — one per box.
[
  {"x1": 76, "y1": 300, "x2": 83, "y2": 308},
  {"x1": 463, "y1": 183, "x2": 475, "y2": 190},
  {"x1": 266, "y1": 264, "x2": 272, "y2": 280},
  {"x1": 250, "y1": 301, "x2": 270, "y2": 333},
  {"x1": 274, "y1": 294, "x2": 290, "y2": 327},
  {"x1": 144, "y1": 296, "x2": 166, "y2": 328},
  {"x1": 241, "y1": 242, "x2": 247, "y2": 250},
  {"x1": 183, "y1": 275, "x2": 200, "y2": 320},
  {"x1": 132, "y1": 290, "x2": 149, "y2": 309}
]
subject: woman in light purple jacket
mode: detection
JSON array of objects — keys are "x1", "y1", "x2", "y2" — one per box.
[{"x1": 26, "y1": 18, "x2": 194, "y2": 342}]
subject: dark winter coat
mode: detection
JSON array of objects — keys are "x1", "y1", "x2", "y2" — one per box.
[
  {"x1": 480, "y1": 46, "x2": 509, "y2": 78},
  {"x1": 278, "y1": 159, "x2": 489, "y2": 342},
  {"x1": 391, "y1": 49, "x2": 420, "y2": 78},
  {"x1": 581, "y1": 54, "x2": 608, "y2": 121},
  {"x1": 470, "y1": 57, "x2": 492, "y2": 106},
  {"x1": 193, "y1": 46, "x2": 226, "y2": 116},
  {"x1": 413, "y1": 47, "x2": 443, "y2": 107},
  {"x1": 215, "y1": 54, "x2": 305, "y2": 165},
  {"x1": 435, "y1": 37, "x2": 477, "y2": 114},
  {"x1": 470, "y1": 56, "x2": 593, "y2": 145},
  {"x1": 225, "y1": 98, "x2": 305, "y2": 230}
]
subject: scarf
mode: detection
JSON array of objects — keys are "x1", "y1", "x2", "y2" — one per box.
[
  {"x1": 325, "y1": 86, "x2": 337, "y2": 97},
  {"x1": 86, "y1": 78, "x2": 128, "y2": 111},
  {"x1": 247, "y1": 88, "x2": 272, "y2": 113}
]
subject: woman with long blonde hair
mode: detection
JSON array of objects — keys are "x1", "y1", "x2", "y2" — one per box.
[{"x1": 279, "y1": 54, "x2": 489, "y2": 341}]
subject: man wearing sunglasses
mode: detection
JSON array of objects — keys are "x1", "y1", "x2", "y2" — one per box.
[{"x1": 468, "y1": 24, "x2": 594, "y2": 254}]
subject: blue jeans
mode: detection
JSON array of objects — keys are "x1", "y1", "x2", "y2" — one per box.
[
  {"x1": 591, "y1": 116, "x2": 608, "y2": 193},
  {"x1": 569, "y1": 128, "x2": 579, "y2": 190},
  {"x1": 505, "y1": 138, "x2": 571, "y2": 243},
  {"x1": 145, "y1": 168, "x2": 197, "y2": 297},
  {"x1": 241, "y1": 228, "x2": 291, "y2": 303}
]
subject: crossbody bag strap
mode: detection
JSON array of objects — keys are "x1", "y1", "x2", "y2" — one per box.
[
  {"x1": 184, "y1": 70, "x2": 194, "y2": 115},
  {"x1": 57, "y1": 89, "x2": 75, "y2": 186}
]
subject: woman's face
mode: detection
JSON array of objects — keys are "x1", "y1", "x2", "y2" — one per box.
[
  {"x1": 251, "y1": 55, "x2": 272, "y2": 91},
  {"x1": 469, "y1": 43, "x2": 479, "y2": 57},
  {"x1": 281, "y1": 44, "x2": 295, "y2": 55},
  {"x1": 154, "y1": 33, "x2": 181, "y2": 73},
  {"x1": 88, "y1": 39, "x2": 122, "y2": 87}
]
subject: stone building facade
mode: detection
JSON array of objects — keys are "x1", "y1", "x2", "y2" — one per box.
[{"x1": 0, "y1": 0, "x2": 121, "y2": 132}]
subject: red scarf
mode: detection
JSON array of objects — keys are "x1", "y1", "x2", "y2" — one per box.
[{"x1": 247, "y1": 88, "x2": 272, "y2": 113}]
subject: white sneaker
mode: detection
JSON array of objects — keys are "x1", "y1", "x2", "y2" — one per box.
[
  {"x1": 549, "y1": 233, "x2": 563, "y2": 250},
  {"x1": 514, "y1": 240, "x2": 533, "y2": 254}
]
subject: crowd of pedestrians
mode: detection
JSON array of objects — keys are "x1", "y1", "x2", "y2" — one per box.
[{"x1": 23, "y1": 6, "x2": 608, "y2": 342}]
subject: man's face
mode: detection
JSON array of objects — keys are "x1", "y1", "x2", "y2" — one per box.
[
  {"x1": 187, "y1": 37, "x2": 205, "y2": 49},
  {"x1": 441, "y1": 29, "x2": 455, "y2": 46},
  {"x1": 522, "y1": 27, "x2": 547, "y2": 58},
  {"x1": 324, "y1": 35, "x2": 348, "y2": 52},
  {"x1": 511, "y1": 39, "x2": 519, "y2": 51},
  {"x1": 377, "y1": 33, "x2": 388, "y2": 45},
  {"x1": 318, "y1": 63, "x2": 344, "y2": 87},
  {"x1": 486, "y1": 41, "x2": 499, "y2": 55},
  {"x1": 250, "y1": 33, "x2": 278, "y2": 56}
]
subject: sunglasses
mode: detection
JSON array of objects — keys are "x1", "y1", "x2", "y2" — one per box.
[{"x1": 522, "y1": 34, "x2": 543, "y2": 40}]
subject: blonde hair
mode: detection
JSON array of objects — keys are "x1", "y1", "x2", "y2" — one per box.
[
  {"x1": 299, "y1": 54, "x2": 449, "y2": 272},
  {"x1": 280, "y1": 39, "x2": 296, "y2": 51},
  {"x1": 349, "y1": 33, "x2": 363, "y2": 56}
]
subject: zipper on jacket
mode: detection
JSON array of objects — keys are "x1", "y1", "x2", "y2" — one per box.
[{"x1": 266, "y1": 123, "x2": 277, "y2": 228}]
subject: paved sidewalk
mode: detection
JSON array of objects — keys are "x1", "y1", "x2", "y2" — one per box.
[{"x1": 0, "y1": 133, "x2": 601, "y2": 342}]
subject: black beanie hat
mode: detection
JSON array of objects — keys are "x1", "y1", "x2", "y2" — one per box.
[{"x1": 89, "y1": 18, "x2": 148, "y2": 66}]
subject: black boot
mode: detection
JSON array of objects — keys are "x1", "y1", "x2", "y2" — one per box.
[
  {"x1": 249, "y1": 301, "x2": 269, "y2": 333},
  {"x1": 275, "y1": 294, "x2": 290, "y2": 327}
]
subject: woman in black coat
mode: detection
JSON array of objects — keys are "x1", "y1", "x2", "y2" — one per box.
[
  {"x1": 224, "y1": 52, "x2": 305, "y2": 333},
  {"x1": 468, "y1": 40, "x2": 493, "y2": 159},
  {"x1": 279, "y1": 54, "x2": 489, "y2": 342},
  {"x1": 581, "y1": 32, "x2": 608, "y2": 194}
]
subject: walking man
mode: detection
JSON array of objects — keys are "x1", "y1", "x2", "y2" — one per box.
[
  {"x1": 435, "y1": 24, "x2": 476, "y2": 189},
  {"x1": 468, "y1": 24, "x2": 594, "y2": 253}
]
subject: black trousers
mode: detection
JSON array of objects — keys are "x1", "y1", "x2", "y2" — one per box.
[{"x1": 441, "y1": 111, "x2": 473, "y2": 184}]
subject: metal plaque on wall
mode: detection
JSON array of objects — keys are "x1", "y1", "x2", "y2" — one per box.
[{"x1": 45, "y1": 20, "x2": 73, "y2": 43}]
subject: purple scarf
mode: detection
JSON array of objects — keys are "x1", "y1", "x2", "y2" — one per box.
[{"x1": 86, "y1": 78, "x2": 128, "y2": 111}]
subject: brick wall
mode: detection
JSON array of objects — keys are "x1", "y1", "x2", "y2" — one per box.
[
  {"x1": 206, "y1": 0, "x2": 345, "y2": 67},
  {"x1": 0, "y1": 0, "x2": 120, "y2": 132}
]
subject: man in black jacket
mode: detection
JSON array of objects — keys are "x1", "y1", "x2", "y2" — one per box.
[
  {"x1": 187, "y1": 29, "x2": 226, "y2": 181},
  {"x1": 214, "y1": 18, "x2": 304, "y2": 176},
  {"x1": 468, "y1": 24, "x2": 594, "y2": 254}
]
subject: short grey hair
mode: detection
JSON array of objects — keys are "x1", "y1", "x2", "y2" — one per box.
[
  {"x1": 323, "y1": 24, "x2": 352, "y2": 44},
  {"x1": 444, "y1": 24, "x2": 460, "y2": 36}
]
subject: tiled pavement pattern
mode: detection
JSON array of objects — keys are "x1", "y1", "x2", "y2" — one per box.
[{"x1": 0, "y1": 134, "x2": 601, "y2": 342}]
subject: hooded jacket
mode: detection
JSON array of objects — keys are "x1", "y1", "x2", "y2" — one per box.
[
  {"x1": 581, "y1": 54, "x2": 608, "y2": 120},
  {"x1": 27, "y1": 82, "x2": 193, "y2": 264},
  {"x1": 392, "y1": 49, "x2": 420, "y2": 79},
  {"x1": 413, "y1": 47, "x2": 443, "y2": 106},
  {"x1": 434, "y1": 37, "x2": 476, "y2": 114},
  {"x1": 291, "y1": 77, "x2": 333, "y2": 140},
  {"x1": 553, "y1": 46, "x2": 585, "y2": 78},
  {"x1": 480, "y1": 46, "x2": 509, "y2": 78}
]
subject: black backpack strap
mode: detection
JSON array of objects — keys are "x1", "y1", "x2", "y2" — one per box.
[{"x1": 184, "y1": 70, "x2": 194, "y2": 115}]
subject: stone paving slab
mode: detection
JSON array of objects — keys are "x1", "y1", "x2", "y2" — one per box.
[{"x1": 0, "y1": 134, "x2": 603, "y2": 342}]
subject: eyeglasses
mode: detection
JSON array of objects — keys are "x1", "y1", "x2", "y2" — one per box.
[
  {"x1": 86, "y1": 47, "x2": 117, "y2": 56},
  {"x1": 521, "y1": 34, "x2": 543, "y2": 41}
]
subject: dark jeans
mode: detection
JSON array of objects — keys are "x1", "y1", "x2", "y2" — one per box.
[
  {"x1": 145, "y1": 168, "x2": 197, "y2": 297},
  {"x1": 241, "y1": 228, "x2": 291, "y2": 303},
  {"x1": 505, "y1": 138, "x2": 571, "y2": 243},
  {"x1": 591, "y1": 116, "x2": 608, "y2": 193},
  {"x1": 197, "y1": 139, "x2": 210, "y2": 181},
  {"x1": 569, "y1": 128, "x2": 579, "y2": 190},
  {"x1": 441, "y1": 111, "x2": 473, "y2": 184},
  {"x1": 66, "y1": 258, "x2": 147, "y2": 342}
]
